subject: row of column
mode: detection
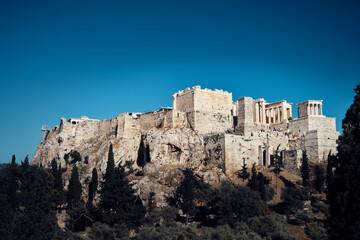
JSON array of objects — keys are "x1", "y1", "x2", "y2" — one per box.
[
  {"x1": 265, "y1": 106, "x2": 285, "y2": 124},
  {"x1": 307, "y1": 103, "x2": 322, "y2": 116}
]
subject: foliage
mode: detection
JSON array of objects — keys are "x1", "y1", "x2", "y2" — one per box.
[
  {"x1": 248, "y1": 214, "x2": 295, "y2": 240},
  {"x1": 301, "y1": 151, "x2": 310, "y2": 187},
  {"x1": 305, "y1": 222, "x2": 328, "y2": 240},
  {"x1": 88, "y1": 222, "x2": 116, "y2": 240},
  {"x1": 281, "y1": 187, "x2": 309, "y2": 214},
  {"x1": 201, "y1": 224, "x2": 262, "y2": 240},
  {"x1": 100, "y1": 162, "x2": 146, "y2": 226},
  {"x1": 168, "y1": 168, "x2": 211, "y2": 221},
  {"x1": 15, "y1": 165, "x2": 61, "y2": 240},
  {"x1": 294, "y1": 210, "x2": 311, "y2": 225},
  {"x1": 137, "y1": 225, "x2": 199, "y2": 240},
  {"x1": 144, "y1": 206, "x2": 178, "y2": 227},
  {"x1": 209, "y1": 182, "x2": 264, "y2": 226},
  {"x1": 328, "y1": 84, "x2": 360, "y2": 239}
]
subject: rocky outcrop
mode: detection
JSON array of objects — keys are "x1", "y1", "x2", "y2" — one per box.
[{"x1": 32, "y1": 117, "x2": 226, "y2": 206}]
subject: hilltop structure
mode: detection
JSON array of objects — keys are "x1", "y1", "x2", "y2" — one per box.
[{"x1": 32, "y1": 86, "x2": 338, "y2": 202}]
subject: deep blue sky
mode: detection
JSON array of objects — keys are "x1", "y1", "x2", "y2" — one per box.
[{"x1": 0, "y1": 0, "x2": 359, "y2": 163}]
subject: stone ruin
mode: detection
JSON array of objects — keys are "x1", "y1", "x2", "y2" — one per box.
[{"x1": 33, "y1": 86, "x2": 339, "y2": 179}]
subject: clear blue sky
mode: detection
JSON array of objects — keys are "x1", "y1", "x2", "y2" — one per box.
[{"x1": 0, "y1": 0, "x2": 359, "y2": 163}]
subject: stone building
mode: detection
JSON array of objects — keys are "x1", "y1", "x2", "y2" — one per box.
[{"x1": 34, "y1": 86, "x2": 339, "y2": 179}]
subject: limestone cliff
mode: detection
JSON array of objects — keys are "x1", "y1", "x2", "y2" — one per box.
[{"x1": 32, "y1": 116, "x2": 226, "y2": 206}]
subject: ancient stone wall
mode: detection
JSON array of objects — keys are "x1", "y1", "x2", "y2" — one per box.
[
  {"x1": 139, "y1": 109, "x2": 173, "y2": 131},
  {"x1": 283, "y1": 150, "x2": 302, "y2": 174},
  {"x1": 193, "y1": 88, "x2": 233, "y2": 114},
  {"x1": 194, "y1": 112, "x2": 233, "y2": 134},
  {"x1": 236, "y1": 97, "x2": 255, "y2": 136},
  {"x1": 289, "y1": 116, "x2": 336, "y2": 135}
]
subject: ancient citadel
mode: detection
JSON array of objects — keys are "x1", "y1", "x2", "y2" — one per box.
[{"x1": 32, "y1": 86, "x2": 339, "y2": 203}]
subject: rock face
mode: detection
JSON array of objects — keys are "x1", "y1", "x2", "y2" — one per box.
[{"x1": 32, "y1": 117, "x2": 226, "y2": 206}]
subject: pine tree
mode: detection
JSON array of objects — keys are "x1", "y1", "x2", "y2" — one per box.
[
  {"x1": 67, "y1": 165, "x2": 82, "y2": 208},
  {"x1": 88, "y1": 167, "x2": 98, "y2": 204},
  {"x1": 249, "y1": 163, "x2": 258, "y2": 191},
  {"x1": 236, "y1": 159, "x2": 250, "y2": 183},
  {"x1": 258, "y1": 172, "x2": 267, "y2": 202},
  {"x1": 329, "y1": 84, "x2": 360, "y2": 239},
  {"x1": 301, "y1": 151, "x2": 310, "y2": 187}
]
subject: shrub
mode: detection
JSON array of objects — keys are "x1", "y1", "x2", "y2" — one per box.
[
  {"x1": 249, "y1": 214, "x2": 295, "y2": 240},
  {"x1": 305, "y1": 222, "x2": 328, "y2": 240},
  {"x1": 88, "y1": 222, "x2": 115, "y2": 240}
]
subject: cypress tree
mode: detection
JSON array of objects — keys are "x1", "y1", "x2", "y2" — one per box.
[
  {"x1": 258, "y1": 172, "x2": 267, "y2": 202},
  {"x1": 236, "y1": 159, "x2": 250, "y2": 183},
  {"x1": 100, "y1": 144, "x2": 115, "y2": 211},
  {"x1": 329, "y1": 84, "x2": 360, "y2": 239},
  {"x1": 67, "y1": 165, "x2": 82, "y2": 208},
  {"x1": 11, "y1": 155, "x2": 16, "y2": 165},
  {"x1": 21, "y1": 155, "x2": 29, "y2": 170},
  {"x1": 249, "y1": 163, "x2": 258, "y2": 191},
  {"x1": 88, "y1": 167, "x2": 98, "y2": 204},
  {"x1": 327, "y1": 151, "x2": 334, "y2": 188},
  {"x1": 314, "y1": 165, "x2": 326, "y2": 193},
  {"x1": 54, "y1": 163, "x2": 63, "y2": 192},
  {"x1": 301, "y1": 151, "x2": 310, "y2": 187}
]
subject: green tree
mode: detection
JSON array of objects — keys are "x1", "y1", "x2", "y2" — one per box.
[
  {"x1": 67, "y1": 165, "x2": 82, "y2": 208},
  {"x1": 100, "y1": 162, "x2": 146, "y2": 227},
  {"x1": 301, "y1": 151, "x2": 310, "y2": 187},
  {"x1": 16, "y1": 165, "x2": 61, "y2": 240},
  {"x1": 329, "y1": 84, "x2": 360, "y2": 239},
  {"x1": 88, "y1": 167, "x2": 98, "y2": 204},
  {"x1": 281, "y1": 187, "x2": 309, "y2": 214},
  {"x1": 236, "y1": 159, "x2": 250, "y2": 183},
  {"x1": 210, "y1": 182, "x2": 264, "y2": 226},
  {"x1": 168, "y1": 168, "x2": 211, "y2": 222}
]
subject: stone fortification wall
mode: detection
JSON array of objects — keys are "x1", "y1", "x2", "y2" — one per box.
[
  {"x1": 173, "y1": 86, "x2": 233, "y2": 115},
  {"x1": 194, "y1": 112, "x2": 233, "y2": 134},
  {"x1": 115, "y1": 113, "x2": 139, "y2": 138},
  {"x1": 289, "y1": 116, "x2": 336, "y2": 135},
  {"x1": 304, "y1": 130, "x2": 339, "y2": 163},
  {"x1": 139, "y1": 109, "x2": 173, "y2": 131},
  {"x1": 193, "y1": 87, "x2": 233, "y2": 114},
  {"x1": 172, "y1": 88, "x2": 195, "y2": 112},
  {"x1": 223, "y1": 133, "x2": 290, "y2": 179}
]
